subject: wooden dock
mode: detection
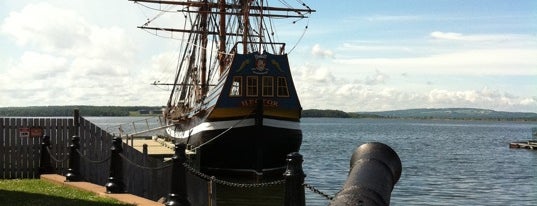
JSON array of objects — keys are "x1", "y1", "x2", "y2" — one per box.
[
  {"x1": 128, "y1": 136, "x2": 175, "y2": 159},
  {"x1": 509, "y1": 140, "x2": 537, "y2": 150}
]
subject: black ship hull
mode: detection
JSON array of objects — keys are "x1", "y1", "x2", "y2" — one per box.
[{"x1": 172, "y1": 119, "x2": 301, "y2": 178}]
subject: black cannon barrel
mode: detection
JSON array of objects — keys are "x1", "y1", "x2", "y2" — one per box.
[{"x1": 329, "y1": 142, "x2": 402, "y2": 206}]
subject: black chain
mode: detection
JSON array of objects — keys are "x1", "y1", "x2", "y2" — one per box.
[
  {"x1": 183, "y1": 163, "x2": 285, "y2": 188},
  {"x1": 45, "y1": 147, "x2": 69, "y2": 163},
  {"x1": 118, "y1": 153, "x2": 173, "y2": 170},
  {"x1": 76, "y1": 149, "x2": 111, "y2": 164},
  {"x1": 304, "y1": 183, "x2": 334, "y2": 200}
]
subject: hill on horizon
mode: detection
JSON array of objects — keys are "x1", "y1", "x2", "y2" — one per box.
[
  {"x1": 355, "y1": 108, "x2": 537, "y2": 120},
  {"x1": 0, "y1": 105, "x2": 163, "y2": 116}
]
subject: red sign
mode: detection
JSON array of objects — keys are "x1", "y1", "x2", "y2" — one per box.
[
  {"x1": 19, "y1": 127, "x2": 43, "y2": 138},
  {"x1": 30, "y1": 127, "x2": 43, "y2": 138},
  {"x1": 19, "y1": 128, "x2": 30, "y2": 138}
]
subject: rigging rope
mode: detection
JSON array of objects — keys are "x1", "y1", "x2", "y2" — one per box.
[
  {"x1": 135, "y1": 2, "x2": 178, "y2": 26},
  {"x1": 287, "y1": 18, "x2": 309, "y2": 54}
]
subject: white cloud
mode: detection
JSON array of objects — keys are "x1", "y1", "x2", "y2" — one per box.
[
  {"x1": 365, "y1": 15, "x2": 421, "y2": 22},
  {"x1": 2, "y1": 3, "x2": 88, "y2": 52},
  {"x1": 331, "y1": 31, "x2": 537, "y2": 77},
  {"x1": 425, "y1": 88, "x2": 536, "y2": 111},
  {"x1": 364, "y1": 69, "x2": 389, "y2": 85},
  {"x1": 430, "y1": 31, "x2": 464, "y2": 40},
  {"x1": 340, "y1": 42, "x2": 412, "y2": 52},
  {"x1": 0, "y1": 2, "x2": 164, "y2": 106},
  {"x1": 311, "y1": 44, "x2": 334, "y2": 58},
  {"x1": 334, "y1": 48, "x2": 537, "y2": 76},
  {"x1": 293, "y1": 64, "x2": 537, "y2": 112},
  {"x1": 295, "y1": 64, "x2": 336, "y2": 83},
  {"x1": 1, "y1": 2, "x2": 535, "y2": 113},
  {"x1": 430, "y1": 31, "x2": 529, "y2": 42},
  {"x1": 12, "y1": 51, "x2": 68, "y2": 79}
]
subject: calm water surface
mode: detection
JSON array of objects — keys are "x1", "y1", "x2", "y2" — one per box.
[
  {"x1": 301, "y1": 118, "x2": 537, "y2": 205},
  {"x1": 88, "y1": 117, "x2": 537, "y2": 205}
]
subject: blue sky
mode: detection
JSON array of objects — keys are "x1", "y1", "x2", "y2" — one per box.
[{"x1": 1, "y1": 0, "x2": 536, "y2": 112}]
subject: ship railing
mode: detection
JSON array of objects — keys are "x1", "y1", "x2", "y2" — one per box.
[
  {"x1": 105, "y1": 116, "x2": 170, "y2": 139},
  {"x1": 231, "y1": 41, "x2": 286, "y2": 55}
]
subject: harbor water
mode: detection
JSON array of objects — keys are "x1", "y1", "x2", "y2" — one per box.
[{"x1": 88, "y1": 117, "x2": 537, "y2": 205}]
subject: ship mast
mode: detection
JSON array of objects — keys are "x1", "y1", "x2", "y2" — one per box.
[
  {"x1": 241, "y1": 0, "x2": 250, "y2": 54},
  {"x1": 132, "y1": 0, "x2": 315, "y2": 113},
  {"x1": 258, "y1": 0, "x2": 264, "y2": 52},
  {"x1": 218, "y1": 0, "x2": 226, "y2": 73},
  {"x1": 200, "y1": 0, "x2": 209, "y2": 97},
  {"x1": 132, "y1": 0, "x2": 314, "y2": 54}
]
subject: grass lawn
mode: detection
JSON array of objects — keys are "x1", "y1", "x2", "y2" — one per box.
[{"x1": 0, "y1": 179, "x2": 133, "y2": 206}]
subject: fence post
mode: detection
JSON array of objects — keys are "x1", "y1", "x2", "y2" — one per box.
[
  {"x1": 73, "y1": 109, "x2": 80, "y2": 136},
  {"x1": 283, "y1": 152, "x2": 306, "y2": 206},
  {"x1": 39, "y1": 135, "x2": 54, "y2": 175},
  {"x1": 65, "y1": 135, "x2": 81, "y2": 181},
  {"x1": 165, "y1": 143, "x2": 190, "y2": 206},
  {"x1": 106, "y1": 136, "x2": 125, "y2": 193}
]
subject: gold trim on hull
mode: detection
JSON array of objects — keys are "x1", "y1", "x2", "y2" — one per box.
[{"x1": 208, "y1": 108, "x2": 300, "y2": 120}]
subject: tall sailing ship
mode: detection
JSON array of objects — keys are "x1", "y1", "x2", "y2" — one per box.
[{"x1": 131, "y1": 0, "x2": 314, "y2": 178}]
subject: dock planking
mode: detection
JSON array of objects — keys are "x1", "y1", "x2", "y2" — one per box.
[
  {"x1": 509, "y1": 140, "x2": 537, "y2": 150},
  {"x1": 128, "y1": 136, "x2": 175, "y2": 158}
]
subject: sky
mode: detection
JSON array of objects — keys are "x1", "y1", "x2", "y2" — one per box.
[{"x1": 1, "y1": 0, "x2": 536, "y2": 113}]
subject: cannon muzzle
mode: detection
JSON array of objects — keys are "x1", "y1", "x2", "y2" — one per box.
[{"x1": 329, "y1": 142, "x2": 402, "y2": 206}]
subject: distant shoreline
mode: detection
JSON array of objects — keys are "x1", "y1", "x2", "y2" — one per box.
[
  {"x1": 303, "y1": 108, "x2": 537, "y2": 122},
  {"x1": 0, "y1": 105, "x2": 162, "y2": 117},
  {"x1": 1, "y1": 106, "x2": 536, "y2": 122}
]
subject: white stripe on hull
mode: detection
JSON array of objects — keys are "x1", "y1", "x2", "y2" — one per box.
[{"x1": 166, "y1": 118, "x2": 300, "y2": 139}]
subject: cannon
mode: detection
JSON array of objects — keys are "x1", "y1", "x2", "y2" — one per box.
[{"x1": 329, "y1": 142, "x2": 402, "y2": 206}]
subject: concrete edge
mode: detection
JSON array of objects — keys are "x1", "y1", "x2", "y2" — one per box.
[{"x1": 40, "y1": 174, "x2": 162, "y2": 206}]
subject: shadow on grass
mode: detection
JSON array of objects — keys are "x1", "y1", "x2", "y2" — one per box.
[{"x1": 0, "y1": 189, "x2": 131, "y2": 206}]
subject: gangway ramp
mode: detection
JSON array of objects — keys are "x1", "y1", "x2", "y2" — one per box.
[
  {"x1": 105, "y1": 116, "x2": 171, "y2": 138},
  {"x1": 106, "y1": 116, "x2": 176, "y2": 159}
]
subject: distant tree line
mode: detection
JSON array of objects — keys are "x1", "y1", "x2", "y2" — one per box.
[
  {"x1": 379, "y1": 116, "x2": 537, "y2": 122},
  {"x1": 0, "y1": 106, "x2": 162, "y2": 117},
  {"x1": 1, "y1": 106, "x2": 535, "y2": 121},
  {"x1": 302, "y1": 109, "x2": 351, "y2": 118},
  {"x1": 301, "y1": 109, "x2": 382, "y2": 118},
  {"x1": 1, "y1": 107, "x2": 358, "y2": 118},
  {"x1": 356, "y1": 108, "x2": 537, "y2": 122}
]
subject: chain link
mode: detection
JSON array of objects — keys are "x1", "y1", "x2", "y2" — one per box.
[
  {"x1": 304, "y1": 183, "x2": 335, "y2": 200},
  {"x1": 183, "y1": 162, "x2": 285, "y2": 188},
  {"x1": 45, "y1": 147, "x2": 69, "y2": 163},
  {"x1": 118, "y1": 153, "x2": 173, "y2": 170},
  {"x1": 183, "y1": 162, "x2": 335, "y2": 200},
  {"x1": 76, "y1": 149, "x2": 111, "y2": 164},
  {"x1": 47, "y1": 144, "x2": 334, "y2": 201}
]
